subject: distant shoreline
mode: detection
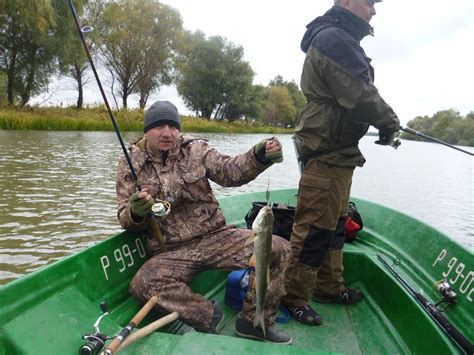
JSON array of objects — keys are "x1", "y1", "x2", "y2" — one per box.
[{"x1": 0, "y1": 107, "x2": 293, "y2": 134}]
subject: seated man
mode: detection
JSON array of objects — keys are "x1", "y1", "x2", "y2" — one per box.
[{"x1": 116, "y1": 100, "x2": 292, "y2": 344}]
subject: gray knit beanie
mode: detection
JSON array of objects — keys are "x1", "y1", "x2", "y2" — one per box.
[{"x1": 144, "y1": 101, "x2": 180, "y2": 133}]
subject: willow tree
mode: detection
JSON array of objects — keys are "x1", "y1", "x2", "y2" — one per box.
[
  {"x1": 269, "y1": 76, "x2": 306, "y2": 125},
  {"x1": 263, "y1": 86, "x2": 297, "y2": 127},
  {"x1": 176, "y1": 32, "x2": 254, "y2": 119},
  {"x1": 98, "y1": 0, "x2": 183, "y2": 109},
  {"x1": 0, "y1": 0, "x2": 57, "y2": 106},
  {"x1": 54, "y1": 0, "x2": 99, "y2": 109}
]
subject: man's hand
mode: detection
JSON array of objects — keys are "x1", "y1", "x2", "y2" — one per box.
[
  {"x1": 375, "y1": 131, "x2": 398, "y2": 146},
  {"x1": 375, "y1": 121, "x2": 401, "y2": 147},
  {"x1": 254, "y1": 137, "x2": 283, "y2": 164},
  {"x1": 130, "y1": 190, "x2": 154, "y2": 218}
]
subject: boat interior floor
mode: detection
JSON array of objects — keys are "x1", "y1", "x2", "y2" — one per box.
[{"x1": 124, "y1": 283, "x2": 409, "y2": 353}]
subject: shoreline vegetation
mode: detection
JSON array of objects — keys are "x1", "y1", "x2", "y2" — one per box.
[
  {"x1": 1, "y1": 107, "x2": 473, "y2": 147},
  {"x1": 0, "y1": 107, "x2": 293, "y2": 134}
]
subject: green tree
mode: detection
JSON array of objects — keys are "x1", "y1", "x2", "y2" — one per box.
[
  {"x1": 268, "y1": 76, "x2": 305, "y2": 126},
  {"x1": 98, "y1": 0, "x2": 183, "y2": 109},
  {"x1": 430, "y1": 109, "x2": 462, "y2": 144},
  {"x1": 455, "y1": 112, "x2": 474, "y2": 146},
  {"x1": 176, "y1": 32, "x2": 254, "y2": 119},
  {"x1": 0, "y1": 0, "x2": 57, "y2": 106},
  {"x1": 134, "y1": 2, "x2": 183, "y2": 109},
  {"x1": 263, "y1": 86, "x2": 296, "y2": 127},
  {"x1": 403, "y1": 115, "x2": 434, "y2": 142},
  {"x1": 405, "y1": 109, "x2": 474, "y2": 147},
  {"x1": 244, "y1": 84, "x2": 267, "y2": 122}
]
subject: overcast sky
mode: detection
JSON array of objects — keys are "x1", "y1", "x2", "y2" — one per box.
[{"x1": 39, "y1": 0, "x2": 474, "y2": 127}]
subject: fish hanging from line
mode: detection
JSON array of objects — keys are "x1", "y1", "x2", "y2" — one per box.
[{"x1": 246, "y1": 205, "x2": 274, "y2": 337}]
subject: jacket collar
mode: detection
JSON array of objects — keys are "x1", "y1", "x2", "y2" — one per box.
[
  {"x1": 129, "y1": 135, "x2": 195, "y2": 174},
  {"x1": 301, "y1": 6, "x2": 374, "y2": 52},
  {"x1": 329, "y1": 6, "x2": 374, "y2": 41}
]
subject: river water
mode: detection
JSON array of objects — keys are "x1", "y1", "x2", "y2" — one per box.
[{"x1": 0, "y1": 131, "x2": 472, "y2": 285}]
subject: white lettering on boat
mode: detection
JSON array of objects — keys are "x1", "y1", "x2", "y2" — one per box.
[
  {"x1": 101, "y1": 256, "x2": 110, "y2": 281},
  {"x1": 432, "y1": 249, "x2": 447, "y2": 267},
  {"x1": 432, "y1": 249, "x2": 473, "y2": 302},
  {"x1": 114, "y1": 248, "x2": 127, "y2": 272},
  {"x1": 460, "y1": 271, "x2": 474, "y2": 301},
  {"x1": 100, "y1": 237, "x2": 147, "y2": 281},
  {"x1": 135, "y1": 238, "x2": 146, "y2": 258},
  {"x1": 442, "y1": 257, "x2": 458, "y2": 278}
]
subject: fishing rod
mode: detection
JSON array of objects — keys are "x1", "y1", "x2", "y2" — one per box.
[
  {"x1": 401, "y1": 126, "x2": 474, "y2": 156},
  {"x1": 377, "y1": 254, "x2": 474, "y2": 354},
  {"x1": 67, "y1": 0, "x2": 167, "y2": 250},
  {"x1": 67, "y1": 0, "x2": 139, "y2": 187},
  {"x1": 79, "y1": 297, "x2": 178, "y2": 355}
]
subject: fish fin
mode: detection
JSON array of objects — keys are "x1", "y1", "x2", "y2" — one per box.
[
  {"x1": 253, "y1": 312, "x2": 267, "y2": 339},
  {"x1": 244, "y1": 232, "x2": 256, "y2": 246},
  {"x1": 248, "y1": 254, "x2": 256, "y2": 267}
]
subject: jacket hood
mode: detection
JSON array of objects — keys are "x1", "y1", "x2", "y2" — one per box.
[{"x1": 301, "y1": 6, "x2": 374, "y2": 53}]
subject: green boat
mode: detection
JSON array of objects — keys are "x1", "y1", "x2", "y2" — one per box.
[{"x1": 1, "y1": 189, "x2": 472, "y2": 354}]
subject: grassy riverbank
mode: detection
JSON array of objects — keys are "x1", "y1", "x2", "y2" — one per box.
[{"x1": 0, "y1": 107, "x2": 293, "y2": 134}]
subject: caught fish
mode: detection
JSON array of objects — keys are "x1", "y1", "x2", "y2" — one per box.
[{"x1": 247, "y1": 205, "x2": 274, "y2": 337}]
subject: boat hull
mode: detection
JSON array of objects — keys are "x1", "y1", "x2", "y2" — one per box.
[{"x1": 1, "y1": 189, "x2": 472, "y2": 354}]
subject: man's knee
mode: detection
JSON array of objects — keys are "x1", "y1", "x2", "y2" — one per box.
[
  {"x1": 129, "y1": 269, "x2": 149, "y2": 303},
  {"x1": 298, "y1": 226, "x2": 334, "y2": 267},
  {"x1": 272, "y1": 235, "x2": 291, "y2": 255}
]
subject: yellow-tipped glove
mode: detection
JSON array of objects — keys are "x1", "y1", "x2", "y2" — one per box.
[
  {"x1": 130, "y1": 191, "x2": 154, "y2": 218},
  {"x1": 254, "y1": 137, "x2": 283, "y2": 164}
]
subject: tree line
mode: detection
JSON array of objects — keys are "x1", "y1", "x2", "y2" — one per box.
[
  {"x1": 405, "y1": 109, "x2": 474, "y2": 147},
  {"x1": 0, "y1": 0, "x2": 304, "y2": 127},
  {"x1": 1, "y1": 0, "x2": 472, "y2": 142}
]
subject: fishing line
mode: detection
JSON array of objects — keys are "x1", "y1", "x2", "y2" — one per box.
[{"x1": 265, "y1": 172, "x2": 271, "y2": 206}]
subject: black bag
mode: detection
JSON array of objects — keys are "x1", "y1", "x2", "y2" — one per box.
[
  {"x1": 244, "y1": 201, "x2": 364, "y2": 243},
  {"x1": 244, "y1": 202, "x2": 295, "y2": 240}
]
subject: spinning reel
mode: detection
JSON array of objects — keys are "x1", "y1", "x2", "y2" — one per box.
[
  {"x1": 433, "y1": 278, "x2": 458, "y2": 308},
  {"x1": 80, "y1": 302, "x2": 112, "y2": 355}
]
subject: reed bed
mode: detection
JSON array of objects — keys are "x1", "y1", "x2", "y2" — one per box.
[{"x1": 0, "y1": 107, "x2": 292, "y2": 134}]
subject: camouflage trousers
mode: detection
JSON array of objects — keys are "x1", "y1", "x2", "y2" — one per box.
[
  {"x1": 130, "y1": 226, "x2": 290, "y2": 332},
  {"x1": 282, "y1": 159, "x2": 354, "y2": 307}
]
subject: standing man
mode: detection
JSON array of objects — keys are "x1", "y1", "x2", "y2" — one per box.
[
  {"x1": 282, "y1": 0, "x2": 400, "y2": 325},
  {"x1": 116, "y1": 101, "x2": 292, "y2": 343}
]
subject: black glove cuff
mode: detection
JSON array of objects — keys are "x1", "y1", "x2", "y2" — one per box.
[{"x1": 254, "y1": 147, "x2": 270, "y2": 164}]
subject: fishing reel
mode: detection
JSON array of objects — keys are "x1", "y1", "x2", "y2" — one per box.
[
  {"x1": 375, "y1": 131, "x2": 402, "y2": 149},
  {"x1": 151, "y1": 199, "x2": 171, "y2": 220},
  {"x1": 433, "y1": 279, "x2": 458, "y2": 307},
  {"x1": 80, "y1": 302, "x2": 113, "y2": 355}
]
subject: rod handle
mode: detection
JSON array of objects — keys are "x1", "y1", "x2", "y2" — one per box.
[
  {"x1": 116, "y1": 312, "x2": 179, "y2": 352},
  {"x1": 101, "y1": 296, "x2": 158, "y2": 355}
]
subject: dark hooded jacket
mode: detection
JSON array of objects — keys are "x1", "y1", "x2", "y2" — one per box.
[{"x1": 295, "y1": 6, "x2": 400, "y2": 167}]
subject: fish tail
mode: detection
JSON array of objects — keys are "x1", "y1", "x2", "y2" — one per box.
[{"x1": 253, "y1": 310, "x2": 266, "y2": 339}]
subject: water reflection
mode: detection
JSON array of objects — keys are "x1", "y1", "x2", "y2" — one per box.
[{"x1": 0, "y1": 130, "x2": 472, "y2": 285}]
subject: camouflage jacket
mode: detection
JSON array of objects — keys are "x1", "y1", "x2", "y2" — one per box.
[
  {"x1": 116, "y1": 135, "x2": 269, "y2": 252},
  {"x1": 295, "y1": 6, "x2": 400, "y2": 167}
]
